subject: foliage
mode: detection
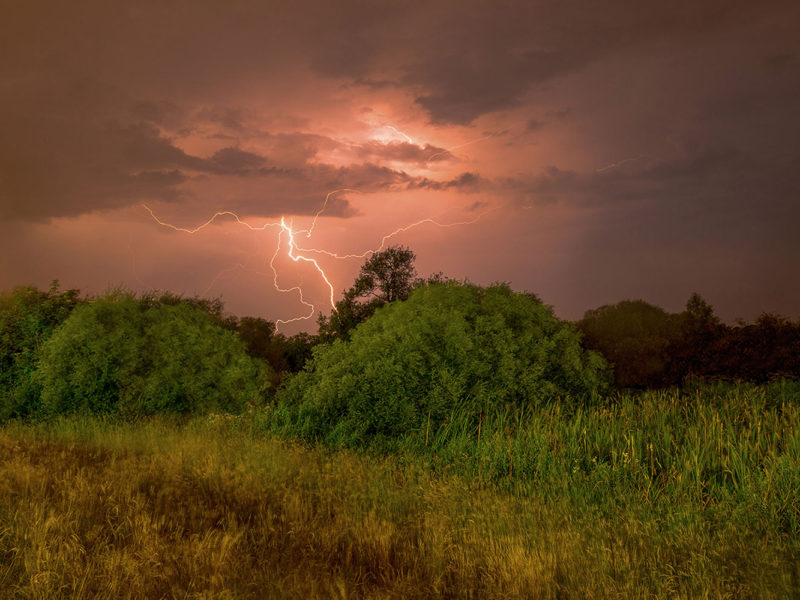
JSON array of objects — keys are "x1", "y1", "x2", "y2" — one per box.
[
  {"x1": 33, "y1": 292, "x2": 269, "y2": 417},
  {"x1": 278, "y1": 281, "x2": 610, "y2": 446},
  {"x1": 270, "y1": 331, "x2": 318, "y2": 373},
  {"x1": 351, "y1": 244, "x2": 418, "y2": 303},
  {"x1": 318, "y1": 245, "x2": 418, "y2": 341},
  {"x1": 0, "y1": 282, "x2": 82, "y2": 419},
  {"x1": 578, "y1": 299, "x2": 682, "y2": 388},
  {"x1": 703, "y1": 313, "x2": 800, "y2": 381},
  {"x1": 236, "y1": 316, "x2": 318, "y2": 383},
  {"x1": 138, "y1": 290, "x2": 239, "y2": 330},
  {"x1": 578, "y1": 293, "x2": 800, "y2": 388}
]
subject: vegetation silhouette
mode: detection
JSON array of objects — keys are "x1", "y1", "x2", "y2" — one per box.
[
  {"x1": 578, "y1": 293, "x2": 800, "y2": 388},
  {"x1": 1, "y1": 247, "x2": 799, "y2": 423}
]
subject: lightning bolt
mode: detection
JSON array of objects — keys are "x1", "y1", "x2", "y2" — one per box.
[
  {"x1": 142, "y1": 203, "x2": 337, "y2": 327},
  {"x1": 142, "y1": 204, "x2": 281, "y2": 233},
  {"x1": 267, "y1": 226, "x2": 319, "y2": 326},
  {"x1": 200, "y1": 263, "x2": 246, "y2": 297},
  {"x1": 143, "y1": 196, "x2": 489, "y2": 331},
  {"x1": 295, "y1": 213, "x2": 487, "y2": 260},
  {"x1": 427, "y1": 130, "x2": 505, "y2": 162},
  {"x1": 278, "y1": 217, "x2": 336, "y2": 309},
  {"x1": 383, "y1": 125, "x2": 415, "y2": 144},
  {"x1": 298, "y1": 188, "x2": 362, "y2": 239},
  {"x1": 595, "y1": 155, "x2": 648, "y2": 173}
]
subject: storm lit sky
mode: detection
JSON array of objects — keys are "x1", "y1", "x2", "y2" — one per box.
[{"x1": 2, "y1": 1, "x2": 799, "y2": 332}]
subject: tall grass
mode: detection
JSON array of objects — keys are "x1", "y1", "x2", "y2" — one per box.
[
  {"x1": 1, "y1": 383, "x2": 798, "y2": 598},
  {"x1": 408, "y1": 383, "x2": 800, "y2": 509}
]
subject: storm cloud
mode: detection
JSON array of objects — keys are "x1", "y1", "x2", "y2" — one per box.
[{"x1": 1, "y1": 0, "x2": 799, "y2": 325}]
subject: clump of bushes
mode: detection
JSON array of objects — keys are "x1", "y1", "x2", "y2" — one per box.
[
  {"x1": 0, "y1": 283, "x2": 82, "y2": 420},
  {"x1": 33, "y1": 292, "x2": 270, "y2": 417},
  {"x1": 274, "y1": 282, "x2": 610, "y2": 446}
]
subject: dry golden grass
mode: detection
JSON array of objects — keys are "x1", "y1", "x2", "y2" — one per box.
[{"x1": 0, "y1": 418, "x2": 795, "y2": 598}]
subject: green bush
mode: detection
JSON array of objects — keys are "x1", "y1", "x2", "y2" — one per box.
[
  {"x1": 0, "y1": 283, "x2": 82, "y2": 420},
  {"x1": 34, "y1": 293, "x2": 270, "y2": 417},
  {"x1": 275, "y1": 282, "x2": 610, "y2": 446}
]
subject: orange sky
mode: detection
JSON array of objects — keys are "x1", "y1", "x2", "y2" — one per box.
[{"x1": 2, "y1": 1, "x2": 799, "y2": 332}]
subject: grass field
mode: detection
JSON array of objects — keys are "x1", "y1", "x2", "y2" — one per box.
[{"x1": 1, "y1": 383, "x2": 798, "y2": 598}]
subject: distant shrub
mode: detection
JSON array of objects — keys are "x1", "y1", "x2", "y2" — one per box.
[
  {"x1": 577, "y1": 300, "x2": 681, "y2": 388},
  {"x1": 275, "y1": 282, "x2": 610, "y2": 446},
  {"x1": 34, "y1": 293, "x2": 270, "y2": 417}
]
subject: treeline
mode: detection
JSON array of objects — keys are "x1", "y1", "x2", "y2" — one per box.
[
  {"x1": 1, "y1": 247, "x2": 798, "y2": 422},
  {"x1": 577, "y1": 295, "x2": 800, "y2": 388}
]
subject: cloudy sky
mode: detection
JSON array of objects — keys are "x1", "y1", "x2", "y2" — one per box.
[{"x1": 2, "y1": 0, "x2": 798, "y2": 331}]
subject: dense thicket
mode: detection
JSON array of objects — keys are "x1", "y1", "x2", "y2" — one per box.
[
  {"x1": 236, "y1": 317, "x2": 317, "y2": 381},
  {"x1": 33, "y1": 293, "x2": 270, "y2": 417},
  {"x1": 578, "y1": 294, "x2": 800, "y2": 388},
  {"x1": 275, "y1": 282, "x2": 610, "y2": 446}
]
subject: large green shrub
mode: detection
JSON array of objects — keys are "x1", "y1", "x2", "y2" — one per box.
[
  {"x1": 276, "y1": 282, "x2": 610, "y2": 446},
  {"x1": 34, "y1": 293, "x2": 270, "y2": 417},
  {"x1": 0, "y1": 283, "x2": 82, "y2": 420}
]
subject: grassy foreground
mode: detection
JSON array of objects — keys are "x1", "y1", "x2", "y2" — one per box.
[{"x1": 1, "y1": 385, "x2": 799, "y2": 598}]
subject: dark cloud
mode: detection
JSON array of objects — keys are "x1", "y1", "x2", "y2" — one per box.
[
  {"x1": 0, "y1": 111, "x2": 195, "y2": 220},
  {"x1": 558, "y1": 165, "x2": 800, "y2": 321},
  {"x1": 129, "y1": 100, "x2": 183, "y2": 126},
  {"x1": 196, "y1": 106, "x2": 250, "y2": 132},
  {"x1": 412, "y1": 49, "x2": 575, "y2": 125},
  {"x1": 398, "y1": 2, "x2": 765, "y2": 124},
  {"x1": 503, "y1": 141, "x2": 800, "y2": 319},
  {"x1": 2, "y1": 2, "x2": 792, "y2": 220},
  {"x1": 115, "y1": 123, "x2": 203, "y2": 170},
  {"x1": 325, "y1": 166, "x2": 489, "y2": 195},
  {"x1": 545, "y1": 107, "x2": 572, "y2": 120},
  {"x1": 191, "y1": 161, "x2": 492, "y2": 219},
  {"x1": 309, "y1": 163, "x2": 484, "y2": 194},
  {"x1": 350, "y1": 78, "x2": 398, "y2": 91},
  {"x1": 505, "y1": 146, "x2": 798, "y2": 210},
  {"x1": 132, "y1": 170, "x2": 188, "y2": 187},
  {"x1": 352, "y1": 141, "x2": 452, "y2": 164},
  {"x1": 407, "y1": 172, "x2": 487, "y2": 193},
  {"x1": 207, "y1": 147, "x2": 266, "y2": 174}
]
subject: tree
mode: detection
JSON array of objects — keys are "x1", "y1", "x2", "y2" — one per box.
[
  {"x1": 674, "y1": 293, "x2": 723, "y2": 379},
  {"x1": 34, "y1": 292, "x2": 270, "y2": 417},
  {"x1": 578, "y1": 300, "x2": 682, "y2": 388},
  {"x1": 705, "y1": 313, "x2": 800, "y2": 382},
  {"x1": 235, "y1": 316, "x2": 319, "y2": 383},
  {"x1": 684, "y1": 293, "x2": 719, "y2": 330},
  {"x1": 352, "y1": 245, "x2": 417, "y2": 303},
  {"x1": 318, "y1": 245, "x2": 418, "y2": 341},
  {"x1": 277, "y1": 281, "x2": 610, "y2": 446}
]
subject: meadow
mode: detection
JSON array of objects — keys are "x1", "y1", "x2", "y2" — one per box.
[{"x1": 1, "y1": 382, "x2": 798, "y2": 599}]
